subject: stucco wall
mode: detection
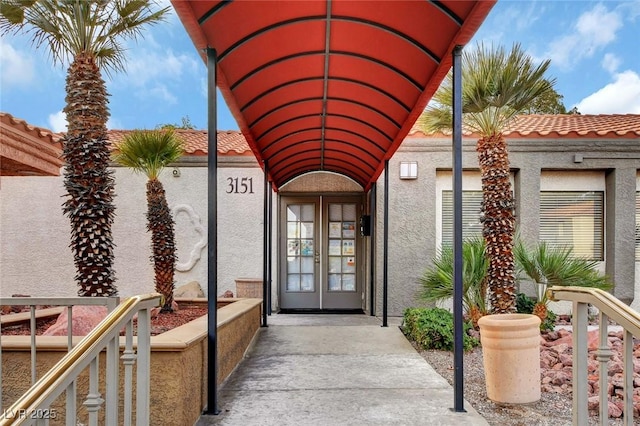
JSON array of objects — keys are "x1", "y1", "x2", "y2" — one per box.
[
  {"x1": 0, "y1": 157, "x2": 267, "y2": 299},
  {"x1": 2, "y1": 136, "x2": 638, "y2": 314},
  {"x1": 381, "y1": 136, "x2": 640, "y2": 315}
]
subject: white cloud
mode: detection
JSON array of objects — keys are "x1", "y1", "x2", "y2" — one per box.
[
  {"x1": 146, "y1": 84, "x2": 178, "y2": 104},
  {"x1": 119, "y1": 49, "x2": 198, "y2": 88},
  {"x1": 574, "y1": 70, "x2": 640, "y2": 114},
  {"x1": 0, "y1": 40, "x2": 35, "y2": 87},
  {"x1": 546, "y1": 4, "x2": 623, "y2": 70},
  {"x1": 48, "y1": 111, "x2": 67, "y2": 133},
  {"x1": 602, "y1": 53, "x2": 621, "y2": 74}
]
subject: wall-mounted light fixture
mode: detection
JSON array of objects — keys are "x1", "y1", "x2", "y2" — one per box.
[
  {"x1": 172, "y1": 167, "x2": 181, "y2": 178},
  {"x1": 399, "y1": 161, "x2": 418, "y2": 179}
]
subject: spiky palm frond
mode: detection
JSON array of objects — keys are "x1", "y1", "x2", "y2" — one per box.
[
  {"x1": 514, "y1": 240, "x2": 612, "y2": 305},
  {"x1": 0, "y1": 0, "x2": 169, "y2": 76},
  {"x1": 112, "y1": 129, "x2": 185, "y2": 181},
  {"x1": 418, "y1": 42, "x2": 554, "y2": 137},
  {"x1": 1, "y1": 0, "x2": 169, "y2": 297},
  {"x1": 419, "y1": 236, "x2": 489, "y2": 317},
  {"x1": 418, "y1": 42, "x2": 556, "y2": 314},
  {"x1": 113, "y1": 129, "x2": 184, "y2": 312}
]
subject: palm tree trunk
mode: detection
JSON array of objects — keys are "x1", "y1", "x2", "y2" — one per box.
[
  {"x1": 62, "y1": 52, "x2": 117, "y2": 297},
  {"x1": 146, "y1": 179, "x2": 177, "y2": 312},
  {"x1": 477, "y1": 134, "x2": 516, "y2": 313}
]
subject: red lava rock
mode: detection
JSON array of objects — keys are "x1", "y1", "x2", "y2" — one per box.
[
  {"x1": 43, "y1": 306, "x2": 108, "y2": 336},
  {"x1": 540, "y1": 328, "x2": 640, "y2": 421},
  {"x1": 608, "y1": 401, "x2": 623, "y2": 418}
]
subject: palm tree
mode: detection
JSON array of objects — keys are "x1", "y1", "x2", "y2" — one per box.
[
  {"x1": 419, "y1": 43, "x2": 555, "y2": 314},
  {"x1": 112, "y1": 129, "x2": 184, "y2": 312},
  {"x1": 0, "y1": 1, "x2": 169, "y2": 297},
  {"x1": 419, "y1": 236, "x2": 489, "y2": 327},
  {"x1": 514, "y1": 240, "x2": 612, "y2": 322}
]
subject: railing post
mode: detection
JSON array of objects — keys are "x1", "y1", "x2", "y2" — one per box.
[
  {"x1": 572, "y1": 301, "x2": 588, "y2": 425},
  {"x1": 84, "y1": 357, "x2": 104, "y2": 426},
  {"x1": 122, "y1": 321, "x2": 136, "y2": 426},
  {"x1": 136, "y1": 307, "x2": 151, "y2": 426},
  {"x1": 594, "y1": 312, "x2": 613, "y2": 423},
  {"x1": 623, "y1": 330, "x2": 634, "y2": 425}
]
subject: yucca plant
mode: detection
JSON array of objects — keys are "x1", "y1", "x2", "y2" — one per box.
[
  {"x1": 0, "y1": 1, "x2": 169, "y2": 296},
  {"x1": 514, "y1": 240, "x2": 612, "y2": 323},
  {"x1": 419, "y1": 43, "x2": 555, "y2": 314},
  {"x1": 112, "y1": 129, "x2": 184, "y2": 312},
  {"x1": 419, "y1": 236, "x2": 489, "y2": 327}
]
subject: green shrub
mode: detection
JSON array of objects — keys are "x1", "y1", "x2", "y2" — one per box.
[
  {"x1": 515, "y1": 292, "x2": 557, "y2": 332},
  {"x1": 402, "y1": 307, "x2": 479, "y2": 352},
  {"x1": 418, "y1": 236, "x2": 489, "y2": 321}
]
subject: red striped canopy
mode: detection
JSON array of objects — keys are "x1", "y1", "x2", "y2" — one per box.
[{"x1": 172, "y1": 0, "x2": 495, "y2": 190}]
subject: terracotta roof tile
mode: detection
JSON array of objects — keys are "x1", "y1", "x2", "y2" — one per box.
[
  {"x1": 107, "y1": 129, "x2": 252, "y2": 156},
  {"x1": 0, "y1": 112, "x2": 63, "y2": 147},
  {"x1": 409, "y1": 114, "x2": 640, "y2": 138}
]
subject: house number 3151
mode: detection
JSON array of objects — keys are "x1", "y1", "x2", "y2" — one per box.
[{"x1": 226, "y1": 177, "x2": 255, "y2": 194}]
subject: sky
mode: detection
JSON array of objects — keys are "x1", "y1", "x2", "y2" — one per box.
[{"x1": 1, "y1": 0, "x2": 639, "y2": 133}]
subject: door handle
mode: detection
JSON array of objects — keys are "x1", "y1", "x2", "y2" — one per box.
[{"x1": 315, "y1": 251, "x2": 320, "y2": 263}]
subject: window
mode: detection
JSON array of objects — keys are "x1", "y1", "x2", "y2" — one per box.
[
  {"x1": 441, "y1": 190, "x2": 483, "y2": 246},
  {"x1": 539, "y1": 191, "x2": 604, "y2": 260},
  {"x1": 636, "y1": 192, "x2": 640, "y2": 261}
]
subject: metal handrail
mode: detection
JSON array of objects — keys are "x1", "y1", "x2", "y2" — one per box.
[
  {"x1": 0, "y1": 293, "x2": 161, "y2": 426},
  {"x1": 548, "y1": 286, "x2": 640, "y2": 426}
]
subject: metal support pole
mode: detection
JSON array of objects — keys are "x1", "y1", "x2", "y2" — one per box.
[
  {"x1": 267, "y1": 177, "x2": 273, "y2": 315},
  {"x1": 262, "y1": 162, "x2": 269, "y2": 326},
  {"x1": 205, "y1": 46, "x2": 220, "y2": 416},
  {"x1": 451, "y1": 44, "x2": 466, "y2": 413},
  {"x1": 369, "y1": 183, "x2": 376, "y2": 316},
  {"x1": 382, "y1": 161, "x2": 389, "y2": 327}
]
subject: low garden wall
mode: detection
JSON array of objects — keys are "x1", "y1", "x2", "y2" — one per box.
[{"x1": 1, "y1": 297, "x2": 262, "y2": 425}]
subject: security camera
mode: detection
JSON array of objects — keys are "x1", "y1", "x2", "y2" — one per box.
[{"x1": 172, "y1": 168, "x2": 180, "y2": 177}]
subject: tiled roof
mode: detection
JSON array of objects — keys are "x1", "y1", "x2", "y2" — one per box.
[
  {"x1": 3, "y1": 113, "x2": 638, "y2": 164},
  {"x1": 107, "y1": 129, "x2": 252, "y2": 156},
  {"x1": 0, "y1": 112, "x2": 63, "y2": 146},
  {"x1": 0, "y1": 112, "x2": 64, "y2": 176},
  {"x1": 409, "y1": 114, "x2": 640, "y2": 138}
]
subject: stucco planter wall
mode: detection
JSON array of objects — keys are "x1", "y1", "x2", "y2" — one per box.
[
  {"x1": 1, "y1": 297, "x2": 262, "y2": 425},
  {"x1": 477, "y1": 313, "x2": 542, "y2": 404}
]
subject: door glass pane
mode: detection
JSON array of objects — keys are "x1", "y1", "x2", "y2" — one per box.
[
  {"x1": 301, "y1": 257, "x2": 314, "y2": 273},
  {"x1": 302, "y1": 204, "x2": 314, "y2": 221},
  {"x1": 342, "y1": 257, "x2": 355, "y2": 273},
  {"x1": 329, "y1": 204, "x2": 342, "y2": 221},
  {"x1": 343, "y1": 204, "x2": 356, "y2": 221},
  {"x1": 287, "y1": 275, "x2": 300, "y2": 291},
  {"x1": 301, "y1": 222, "x2": 314, "y2": 238},
  {"x1": 328, "y1": 257, "x2": 341, "y2": 273},
  {"x1": 327, "y1": 203, "x2": 357, "y2": 292},
  {"x1": 301, "y1": 274, "x2": 314, "y2": 291},
  {"x1": 287, "y1": 223, "x2": 299, "y2": 238},
  {"x1": 288, "y1": 256, "x2": 300, "y2": 273},
  {"x1": 287, "y1": 205, "x2": 300, "y2": 221},
  {"x1": 328, "y1": 274, "x2": 341, "y2": 291},
  {"x1": 287, "y1": 203, "x2": 315, "y2": 292}
]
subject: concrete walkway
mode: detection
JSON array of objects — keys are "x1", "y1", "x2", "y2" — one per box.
[{"x1": 196, "y1": 314, "x2": 488, "y2": 426}]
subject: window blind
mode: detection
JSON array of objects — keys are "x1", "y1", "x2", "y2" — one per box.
[
  {"x1": 539, "y1": 191, "x2": 604, "y2": 260},
  {"x1": 441, "y1": 191, "x2": 483, "y2": 246}
]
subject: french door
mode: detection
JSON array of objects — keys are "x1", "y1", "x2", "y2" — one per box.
[{"x1": 279, "y1": 196, "x2": 363, "y2": 310}]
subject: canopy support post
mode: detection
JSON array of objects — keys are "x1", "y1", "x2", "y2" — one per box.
[
  {"x1": 205, "y1": 46, "x2": 220, "y2": 416},
  {"x1": 382, "y1": 161, "x2": 389, "y2": 327},
  {"x1": 452, "y1": 44, "x2": 466, "y2": 413},
  {"x1": 262, "y1": 162, "x2": 269, "y2": 327},
  {"x1": 369, "y1": 183, "x2": 376, "y2": 316},
  {"x1": 268, "y1": 174, "x2": 273, "y2": 315}
]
